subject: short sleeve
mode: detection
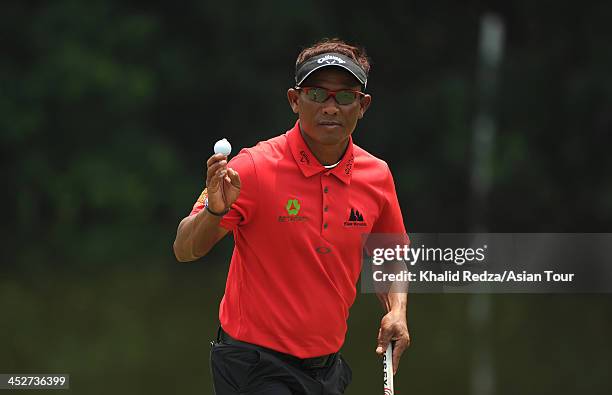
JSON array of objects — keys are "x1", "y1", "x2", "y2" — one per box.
[
  {"x1": 188, "y1": 149, "x2": 258, "y2": 231},
  {"x1": 366, "y1": 165, "x2": 410, "y2": 253},
  {"x1": 189, "y1": 189, "x2": 208, "y2": 216}
]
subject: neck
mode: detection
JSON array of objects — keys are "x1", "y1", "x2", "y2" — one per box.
[{"x1": 300, "y1": 129, "x2": 349, "y2": 166}]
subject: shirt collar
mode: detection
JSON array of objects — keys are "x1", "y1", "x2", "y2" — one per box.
[{"x1": 286, "y1": 120, "x2": 354, "y2": 185}]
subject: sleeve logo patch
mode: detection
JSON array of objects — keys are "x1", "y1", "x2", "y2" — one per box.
[{"x1": 197, "y1": 188, "x2": 209, "y2": 207}]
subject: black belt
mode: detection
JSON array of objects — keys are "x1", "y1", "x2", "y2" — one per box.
[{"x1": 216, "y1": 327, "x2": 338, "y2": 369}]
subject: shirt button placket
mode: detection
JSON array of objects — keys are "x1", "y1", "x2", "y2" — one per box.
[{"x1": 322, "y1": 182, "x2": 329, "y2": 233}]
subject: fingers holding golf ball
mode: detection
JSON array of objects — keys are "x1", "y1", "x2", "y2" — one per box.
[
  {"x1": 205, "y1": 139, "x2": 240, "y2": 215},
  {"x1": 206, "y1": 154, "x2": 227, "y2": 182},
  {"x1": 205, "y1": 155, "x2": 241, "y2": 213},
  {"x1": 207, "y1": 138, "x2": 233, "y2": 182}
]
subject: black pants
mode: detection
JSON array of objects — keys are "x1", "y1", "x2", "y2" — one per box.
[{"x1": 210, "y1": 330, "x2": 352, "y2": 394}]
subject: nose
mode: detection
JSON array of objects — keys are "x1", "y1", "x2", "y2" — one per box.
[{"x1": 322, "y1": 96, "x2": 339, "y2": 115}]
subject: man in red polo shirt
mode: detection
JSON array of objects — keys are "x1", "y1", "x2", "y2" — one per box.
[{"x1": 174, "y1": 38, "x2": 410, "y2": 395}]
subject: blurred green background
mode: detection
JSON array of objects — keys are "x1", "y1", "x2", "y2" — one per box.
[{"x1": 2, "y1": 1, "x2": 612, "y2": 394}]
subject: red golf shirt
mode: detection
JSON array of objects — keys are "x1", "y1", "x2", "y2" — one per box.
[{"x1": 190, "y1": 120, "x2": 407, "y2": 358}]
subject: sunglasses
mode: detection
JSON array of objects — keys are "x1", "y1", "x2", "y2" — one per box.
[{"x1": 296, "y1": 86, "x2": 365, "y2": 105}]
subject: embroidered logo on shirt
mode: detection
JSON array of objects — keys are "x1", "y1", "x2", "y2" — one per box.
[
  {"x1": 344, "y1": 207, "x2": 367, "y2": 227},
  {"x1": 279, "y1": 198, "x2": 308, "y2": 222},
  {"x1": 315, "y1": 246, "x2": 332, "y2": 254},
  {"x1": 299, "y1": 150, "x2": 310, "y2": 165},
  {"x1": 344, "y1": 154, "x2": 354, "y2": 175},
  {"x1": 286, "y1": 199, "x2": 301, "y2": 215}
]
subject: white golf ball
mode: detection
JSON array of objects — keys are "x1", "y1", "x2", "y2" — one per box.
[{"x1": 214, "y1": 138, "x2": 232, "y2": 156}]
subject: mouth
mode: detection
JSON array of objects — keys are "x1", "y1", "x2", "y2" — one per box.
[{"x1": 318, "y1": 121, "x2": 342, "y2": 127}]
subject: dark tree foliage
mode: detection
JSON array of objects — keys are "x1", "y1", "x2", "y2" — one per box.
[
  {"x1": 3, "y1": 1, "x2": 611, "y2": 266},
  {"x1": 2, "y1": 2, "x2": 612, "y2": 394}
]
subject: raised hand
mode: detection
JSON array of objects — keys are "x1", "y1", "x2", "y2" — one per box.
[{"x1": 205, "y1": 153, "x2": 241, "y2": 214}]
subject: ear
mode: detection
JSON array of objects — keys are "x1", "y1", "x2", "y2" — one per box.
[
  {"x1": 358, "y1": 94, "x2": 372, "y2": 119},
  {"x1": 287, "y1": 88, "x2": 300, "y2": 114}
]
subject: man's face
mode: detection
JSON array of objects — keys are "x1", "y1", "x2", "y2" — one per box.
[{"x1": 287, "y1": 67, "x2": 371, "y2": 146}]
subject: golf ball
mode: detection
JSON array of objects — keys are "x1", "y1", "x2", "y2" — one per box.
[{"x1": 214, "y1": 138, "x2": 232, "y2": 156}]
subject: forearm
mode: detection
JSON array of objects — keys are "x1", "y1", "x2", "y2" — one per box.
[
  {"x1": 173, "y1": 209, "x2": 224, "y2": 262},
  {"x1": 376, "y1": 291, "x2": 407, "y2": 313},
  {"x1": 374, "y1": 258, "x2": 408, "y2": 313}
]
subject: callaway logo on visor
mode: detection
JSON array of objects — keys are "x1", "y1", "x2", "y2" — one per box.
[
  {"x1": 317, "y1": 55, "x2": 346, "y2": 64},
  {"x1": 295, "y1": 52, "x2": 368, "y2": 88}
]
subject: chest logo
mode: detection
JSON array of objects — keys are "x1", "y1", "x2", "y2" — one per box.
[
  {"x1": 286, "y1": 199, "x2": 301, "y2": 215},
  {"x1": 344, "y1": 207, "x2": 368, "y2": 227},
  {"x1": 279, "y1": 198, "x2": 308, "y2": 222}
]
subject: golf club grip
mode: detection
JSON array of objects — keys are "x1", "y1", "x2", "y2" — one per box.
[{"x1": 383, "y1": 342, "x2": 394, "y2": 395}]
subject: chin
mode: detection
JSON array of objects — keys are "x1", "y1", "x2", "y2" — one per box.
[
  {"x1": 317, "y1": 124, "x2": 343, "y2": 133},
  {"x1": 315, "y1": 133, "x2": 346, "y2": 146},
  {"x1": 301, "y1": 123, "x2": 347, "y2": 145}
]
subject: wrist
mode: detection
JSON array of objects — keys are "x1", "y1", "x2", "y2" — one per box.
[
  {"x1": 206, "y1": 205, "x2": 229, "y2": 217},
  {"x1": 388, "y1": 294, "x2": 407, "y2": 314},
  {"x1": 390, "y1": 306, "x2": 407, "y2": 316}
]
